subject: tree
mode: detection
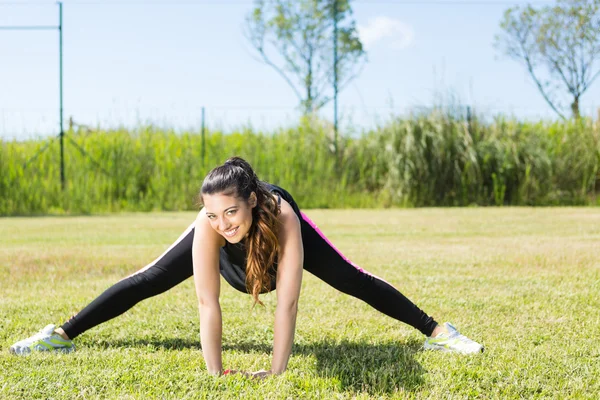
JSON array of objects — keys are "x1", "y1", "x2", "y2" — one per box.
[
  {"x1": 495, "y1": 0, "x2": 600, "y2": 119},
  {"x1": 245, "y1": 0, "x2": 366, "y2": 114}
]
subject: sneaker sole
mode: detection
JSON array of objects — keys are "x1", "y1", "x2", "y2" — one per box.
[
  {"x1": 9, "y1": 346, "x2": 75, "y2": 355},
  {"x1": 424, "y1": 343, "x2": 484, "y2": 354}
]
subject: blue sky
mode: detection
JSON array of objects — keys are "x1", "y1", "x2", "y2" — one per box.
[{"x1": 1, "y1": 0, "x2": 598, "y2": 140}]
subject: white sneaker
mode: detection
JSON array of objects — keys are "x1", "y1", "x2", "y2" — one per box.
[
  {"x1": 9, "y1": 324, "x2": 75, "y2": 355},
  {"x1": 423, "y1": 322, "x2": 484, "y2": 354}
]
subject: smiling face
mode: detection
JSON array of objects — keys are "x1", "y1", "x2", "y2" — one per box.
[{"x1": 202, "y1": 191, "x2": 257, "y2": 244}]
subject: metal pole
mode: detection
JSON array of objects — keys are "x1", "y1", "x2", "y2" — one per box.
[
  {"x1": 466, "y1": 105, "x2": 472, "y2": 135},
  {"x1": 0, "y1": 26, "x2": 56, "y2": 30},
  {"x1": 201, "y1": 106, "x2": 206, "y2": 166},
  {"x1": 59, "y1": 2, "x2": 65, "y2": 190},
  {"x1": 333, "y1": 0, "x2": 338, "y2": 156}
]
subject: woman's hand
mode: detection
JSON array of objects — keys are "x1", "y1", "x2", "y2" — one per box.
[
  {"x1": 222, "y1": 369, "x2": 272, "y2": 379},
  {"x1": 250, "y1": 369, "x2": 272, "y2": 379}
]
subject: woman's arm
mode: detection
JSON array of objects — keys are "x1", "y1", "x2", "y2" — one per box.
[
  {"x1": 271, "y1": 201, "x2": 304, "y2": 374},
  {"x1": 192, "y1": 209, "x2": 225, "y2": 376}
]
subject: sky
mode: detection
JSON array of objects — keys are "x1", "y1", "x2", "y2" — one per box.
[{"x1": 1, "y1": 0, "x2": 599, "y2": 140}]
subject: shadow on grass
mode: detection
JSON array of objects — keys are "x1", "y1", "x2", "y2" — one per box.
[
  {"x1": 90, "y1": 337, "x2": 202, "y2": 351},
  {"x1": 300, "y1": 339, "x2": 425, "y2": 394},
  {"x1": 97, "y1": 337, "x2": 426, "y2": 395}
]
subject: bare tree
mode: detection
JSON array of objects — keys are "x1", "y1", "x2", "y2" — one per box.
[
  {"x1": 245, "y1": 0, "x2": 366, "y2": 114},
  {"x1": 495, "y1": 0, "x2": 600, "y2": 119}
]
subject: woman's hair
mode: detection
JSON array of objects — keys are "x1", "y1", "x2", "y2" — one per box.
[{"x1": 200, "y1": 157, "x2": 281, "y2": 305}]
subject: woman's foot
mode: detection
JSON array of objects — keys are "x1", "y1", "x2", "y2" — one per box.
[
  {"x1": 9, "y1": 324, "x2": 75, "y2": 355},
  {"x1": 424, "y1": 322, "x2": 484, "y2": 354}
]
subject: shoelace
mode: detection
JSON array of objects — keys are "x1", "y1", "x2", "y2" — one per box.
[
  {"x1": 454, "y1": 332, "x2": 477, "y2": 345},
  {"x1": 446, "y1": 328, "x2": 477, "y2": 345},
  {"x1": 23, "y1": 329, "x2": 53, "y2": 345}
]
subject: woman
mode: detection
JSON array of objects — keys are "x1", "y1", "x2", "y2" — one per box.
[{"x1": 10, "y1": 157, "x2": 483, "y2": 376}]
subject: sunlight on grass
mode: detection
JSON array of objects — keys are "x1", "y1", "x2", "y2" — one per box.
[{"x1": 1, "y1": 208, "x2": 599, "y2": 398}]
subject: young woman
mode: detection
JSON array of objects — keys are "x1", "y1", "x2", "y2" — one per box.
[{"x1": 10, "y1": 157, "x2": 483, "y2": 376}]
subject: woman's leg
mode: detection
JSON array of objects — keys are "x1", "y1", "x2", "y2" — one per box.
[
  {"x1": 300, "y1": 212, "x2": 438, "y2": 337},
  {"x1": 60, "y1": 222, "x2": 196, "y2": 339}
]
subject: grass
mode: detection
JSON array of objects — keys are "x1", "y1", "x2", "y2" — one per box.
[
  {"x1": 2, "y1": 114, "x2": 599, "y2": 215},
  {"x1": 1, "y1": 208, "x2": 599, "y2": 399}
]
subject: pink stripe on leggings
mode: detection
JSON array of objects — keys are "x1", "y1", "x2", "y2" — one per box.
[{"x1": 300, "y1": 212, "x2": 391, "y2": 285}]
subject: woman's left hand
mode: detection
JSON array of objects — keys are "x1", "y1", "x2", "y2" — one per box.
[{"x1": 223, "y1": 369, "x2": 272, "y2": 379}]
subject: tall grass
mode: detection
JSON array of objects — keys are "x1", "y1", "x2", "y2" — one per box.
[
  {"x1": 370, "y1": 112, "x2": 600, "y2": 206},
  {"x1": 1, "y1": 113, "x2": 598, "y2": 215}
]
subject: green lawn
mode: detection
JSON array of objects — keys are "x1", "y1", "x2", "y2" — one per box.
[{"x1": 1, "y1": 209, "x2": 599, "y2": 399}]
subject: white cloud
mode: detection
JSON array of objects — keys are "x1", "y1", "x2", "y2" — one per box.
[{"x1": 357, "y1": 17, "x2": 415, "y2": 50}]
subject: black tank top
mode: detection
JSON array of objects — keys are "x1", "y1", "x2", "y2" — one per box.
[{"x1": 218, "y1": 183, "x2": 301, "y2": 294}]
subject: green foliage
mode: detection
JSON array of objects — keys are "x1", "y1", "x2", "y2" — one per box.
[
  {"x1": 496, "y1": 0, "x2": 600, "y2": 119},
  {"x1": 246, "y1": 0, "x2": 366, "y2": 113},
  {"x1": 1, "y1": 113, "x2": 599, "y2": 215}
]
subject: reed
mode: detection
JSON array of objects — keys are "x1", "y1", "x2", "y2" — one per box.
[{"x1": 1, "y1": 113, "x2": 598, "y2": 215}]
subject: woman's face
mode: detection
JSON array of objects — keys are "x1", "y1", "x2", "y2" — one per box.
[{"x1": 203, "y1": 191, "x2": 256, "y2": 244}]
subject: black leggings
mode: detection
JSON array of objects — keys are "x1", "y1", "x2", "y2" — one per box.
[{"x1": 61, "y1": 213, "x2": 437, "y2": 339}]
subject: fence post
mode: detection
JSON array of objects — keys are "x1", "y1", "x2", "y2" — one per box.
[
  {"x1": 201, "y1": 106, "x2": 206, "y2": 167},
  {"x1": 59, "y1": 2, "x2": 65, "y2": 190},
  {"x1": 466, "y1": 105, "x2": 473, "y2": 136}
]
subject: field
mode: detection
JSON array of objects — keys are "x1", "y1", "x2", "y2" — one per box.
[{"x1": 1, "y1": 208, "x2": 599, "y2": 399}]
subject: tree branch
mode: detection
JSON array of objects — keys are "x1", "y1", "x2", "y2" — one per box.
[
  {"x1": 523, "y1": 51, "x2": 567, "y2": 120},
  {"x1": 257, "y1": 46, "x2": 304, "y2": 101},
  {"x1": 586, "y1": 68, "x2": 600, "y2": 90}
]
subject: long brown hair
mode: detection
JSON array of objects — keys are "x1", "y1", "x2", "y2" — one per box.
[{"x1": 200, "y1": 157, "x2": 281, "y2": 305}]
